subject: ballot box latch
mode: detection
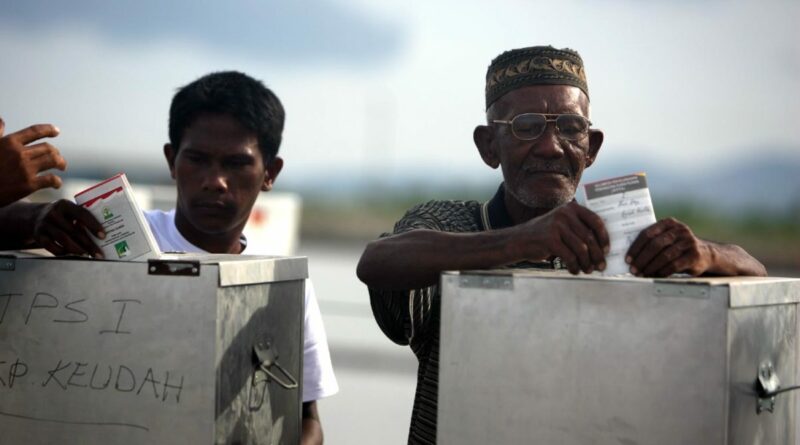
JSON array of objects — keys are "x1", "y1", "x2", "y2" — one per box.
[
  {"x1": 755, "y1": 360, "x2": 800, "y2": 414},
  {"x1": 147, "y1": 259, "x2": 201, "y2": 277},
  {"x1": 0, "y1": 255, "x2": 16, "y2": 272},
  {"x1": 253, "y1": 340, "x2": 299, "y2": 390},
  {"x1": 249, "y1": 340, "x2": 299, "y2": 409}
]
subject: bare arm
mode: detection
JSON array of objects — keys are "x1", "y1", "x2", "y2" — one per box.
[
  {"x1": 301, "y1": 401, "x2": 323, "y2": 445},
  {"x1": 357, "y1": 201, "x2": 610, "y2": 291}
]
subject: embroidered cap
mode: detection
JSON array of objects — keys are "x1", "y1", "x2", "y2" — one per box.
[{"x1": 485, "y1": 46, "x2": 589, "y2": 109}]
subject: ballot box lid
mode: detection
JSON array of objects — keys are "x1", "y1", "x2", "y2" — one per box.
[
  {"x1": 0, "y1": 251, "x2": 308, "y2": 287},
  {"x1": 446, "y1": 269, "x2": 800, "y2": 308}
]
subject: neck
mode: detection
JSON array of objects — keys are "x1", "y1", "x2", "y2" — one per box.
[
  {"x1": 503, "y1": 190, "x2": 556, "y2": 225},
  {"x1": 174, "y1": 208, "x2": 244, "y2": 254}
]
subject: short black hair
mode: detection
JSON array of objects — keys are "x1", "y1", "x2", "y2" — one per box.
[{"x1": 168, "y1": 71, "x2": 285, "y2": 162}]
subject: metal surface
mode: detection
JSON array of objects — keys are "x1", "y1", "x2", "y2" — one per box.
[
  {"x1": 214, "y1": 279, "x2": 304, "y2": 445},
  {"x1": 727, "y1": 304, "x2": 796, "y2": 444},
  {"x1": 0, "y1": 255, "x2": 304, "y2": 445},
  {"x1": 729, "y1": 279, "x2": 800, "y2": 308},
  {"x1": 438, "y1": 271, "x2": 800, "y2": 445}
]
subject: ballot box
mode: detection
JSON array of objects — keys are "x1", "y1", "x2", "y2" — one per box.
[
  {"x1": 438, "y1": 270, "x2": 800, "y2": 445},
  {"x1": 0, "y1": 253, "x2": 306, "y2": 445}
]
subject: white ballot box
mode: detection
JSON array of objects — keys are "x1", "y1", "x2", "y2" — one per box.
[
  {"x1": 438, "y1": 270, "x2": 800, "y2": 445},
  {"x1": 0, "y1": 253, "x2": 306, "y2": 445}
]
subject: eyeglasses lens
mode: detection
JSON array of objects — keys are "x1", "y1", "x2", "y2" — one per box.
[
  {"x1": 511, "y1": 114, "x2": 547, "y2": 140},
  {"x1": 555, "y1": 115, "x2": 589, "y2": 140}
]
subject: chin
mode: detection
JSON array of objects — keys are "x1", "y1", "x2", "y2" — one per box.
[{"x1": 509, "y1": 183, "x2": 576, "y2": 209}]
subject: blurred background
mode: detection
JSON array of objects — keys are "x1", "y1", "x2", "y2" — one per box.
[{"x1": 2, "y1": 0, "x2": 798, "y2": 443}]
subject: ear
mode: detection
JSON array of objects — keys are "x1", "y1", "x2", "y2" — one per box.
[
  {"x1": 262, "y1": 156, "x2": 284, "y2": 192},
  {"x1": 163, "y1": 143, "x2": 177, "y2": 180},
  {"x1": 585, "y1": 129, "x2": 604, "y2": 168},
  {"x1": 474, "y1": 125, "x2": 500, "y2": 169}
]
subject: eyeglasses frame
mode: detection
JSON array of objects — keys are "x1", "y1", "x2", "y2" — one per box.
[{"x1": 491, "y1": 113, "x2": 593, "y2": 141}]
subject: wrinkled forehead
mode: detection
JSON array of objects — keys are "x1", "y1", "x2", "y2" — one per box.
[{"x1": 488, "y1": 85, "x2": 589, "y2": 119}]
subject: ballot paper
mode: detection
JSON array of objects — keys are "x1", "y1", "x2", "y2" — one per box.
[
  {"x1": 583, "y1": 173, "x2": 657, "y2": 275},
  {"x1": 74, "y1": 173, "x2": 161, "y2": 261}
]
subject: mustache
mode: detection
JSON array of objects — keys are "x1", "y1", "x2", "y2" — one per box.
[{"x1": 522, "y1": 161, "x2": 573, "y2": 176}]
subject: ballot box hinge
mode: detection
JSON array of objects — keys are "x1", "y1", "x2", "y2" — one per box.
[
  {"x1": 653, "y1": 283, "x2": 709, "y2": 299},
  {"x1": 459, "y1": 273, "x2": 513, "y2": 290},
  {"x1": 147, "y1": 259, "x2": 200, "y2": 277},
  {"x1": 0, "y1": 255, "x2": 16, "y2": 272}
]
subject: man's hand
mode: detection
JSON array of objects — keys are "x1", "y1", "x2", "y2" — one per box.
[
  {"x1": 625, "y1": 218, "x2": 707, "y2": 277},
  {"x1": 0, "y1": 118, "x2": 67, "y2": 207},
  {"x1": 625, "y1": 217, "x2": 767, "y2": 277},
  {"x1": 33, "y1": 200, "x2": 106, "y2": 258},
  {"x1": 519, "y1": 201, "x2": 610, "y2": 275}
]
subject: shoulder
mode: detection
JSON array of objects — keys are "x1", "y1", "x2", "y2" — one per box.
[
  {"x1": 393, "y1": 199, "x2": 482, "y2": 234},
  {"x1": 144, "y1": 209, "x2": 173, "y2": 229}
]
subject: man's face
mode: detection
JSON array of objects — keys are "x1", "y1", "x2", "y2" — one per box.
[
  {"x1": 166, "y1": 113, "x2": 274, "y2": 237},
  {"x1": 479, "y1": 85, "x2": 601, "y2": 209}
]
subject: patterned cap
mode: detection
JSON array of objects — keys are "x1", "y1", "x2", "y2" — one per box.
[{"x1": 485, "y1": 46, "x2": 588, "y2": 109}]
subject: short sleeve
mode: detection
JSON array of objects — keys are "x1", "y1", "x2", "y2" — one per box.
[
  {"x1": 301, "y1": 279, "x2": 339, "y2": 402},
  {"x1": 368, "y1": 201, "x2": 457, "y2": 351}
]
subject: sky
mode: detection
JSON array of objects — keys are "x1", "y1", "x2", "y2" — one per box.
[{"x1": 1, "y1": 0, "x2": 798, "y2": 188}]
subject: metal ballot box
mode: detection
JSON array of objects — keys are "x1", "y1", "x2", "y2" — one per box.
[
  {"x1": 0, "y1": 253, "x2": 306, "y2": 445},
  {"x1": 438, "y1": 270, "x2": 800, "y2": 445}
]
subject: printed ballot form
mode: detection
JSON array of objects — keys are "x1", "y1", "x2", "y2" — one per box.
[
  {"x1": 583, "y1": 173, "x2": 656, "y2": 275},
  {"x1": 74, "y1": 173, "x2": 161, "y2": 261}
]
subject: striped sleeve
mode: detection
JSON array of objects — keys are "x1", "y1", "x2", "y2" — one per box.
[{"x1": 367, "y1": 201, "x2": 454, "y2": 348}]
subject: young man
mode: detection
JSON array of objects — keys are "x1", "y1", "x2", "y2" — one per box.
[
  {"x1": 0, "y1": 72, "x2": 337, "y2": 444},
  {"x1": 146, "y1": 71, "x2": 337, "y2": 445}
]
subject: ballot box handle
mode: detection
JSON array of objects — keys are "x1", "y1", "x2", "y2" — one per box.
[
  {"x1": 253, "y1": 340, "x2": 299, "y2": 390},
  {"x1": 755, "y1": 360, "x2": 800, "y2": 414}
]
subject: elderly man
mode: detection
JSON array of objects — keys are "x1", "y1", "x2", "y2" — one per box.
[{"x1": 356, "y1": 45, "x2": 766, "y2": 445}]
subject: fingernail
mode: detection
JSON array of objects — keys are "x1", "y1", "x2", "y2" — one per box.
[
  {"x1": 94, "y1": 253, "x2": 104, "y2": 259},
  {"x1": 599, "y1": 262, "x2": 606, "y2": 271},
  {"x1": 625, "y1": 256, "x2": 632, "y2": 264},
  {"x1": 630, "y1": 266, "x2": 637, "y2": 274},
  {"x1": 97, "y1": 232, "x2": 106, "y2": 239}
]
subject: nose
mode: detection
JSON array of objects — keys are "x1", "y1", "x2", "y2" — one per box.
[
  {"x1": 529, "y1": 124, "x2": 564, "y2": 159},
  {"x1": 201, "y1": 165, "x2": 228, "y2": 193}
]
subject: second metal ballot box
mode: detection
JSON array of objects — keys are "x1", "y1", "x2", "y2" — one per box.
[
  {"x1": 438, "y1": 270, "x2": 800, "y2": 445},
  {"x1": 0, "y1": 253, "x2": 306, "y2": 445}
]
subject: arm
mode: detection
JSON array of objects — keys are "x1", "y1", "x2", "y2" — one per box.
[
  {"x1": 357, "y1": 201, "x2": 610, "y2": 291},
  {"x1": 301, "y1": 401, "x2": 323, "y2": 445},
  {"x1": 0, "y1": 199, "x2": 105, "y2": 257},
  {"x1": 0, "y1": 119, "x2": 66, "y2": 207},
  {"x1": 626, "y1": 217, "x2": 767, "y2": 277}
]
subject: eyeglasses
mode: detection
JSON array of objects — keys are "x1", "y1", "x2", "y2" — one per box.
[{"x1": 492, "y1": 113, "x2": 592, "y2": 141}]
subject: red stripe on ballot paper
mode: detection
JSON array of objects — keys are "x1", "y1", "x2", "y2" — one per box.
[
  {"x1": 74, "y1": 173, "x2": 125, "y2": 199},
  {"x1": 80, "y1": 187, "x2": 124, "y2": 208}
]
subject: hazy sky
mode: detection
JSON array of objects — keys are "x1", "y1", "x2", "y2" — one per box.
[{"x1": 1, "y1": 0, "x2": 798, "y2": 186}]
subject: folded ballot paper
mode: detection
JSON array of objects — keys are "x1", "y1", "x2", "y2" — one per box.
[
  {"x1": 583, "y1": 173, "x2": 657, "y2": 276},
  {"x1": 74, "y1": 173, "x2": 161, "y2": 261}
]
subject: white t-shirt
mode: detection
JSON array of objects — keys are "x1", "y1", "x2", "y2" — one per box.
[{"x1": 144, "y1": 209, "x2": 338, "y2": 402}]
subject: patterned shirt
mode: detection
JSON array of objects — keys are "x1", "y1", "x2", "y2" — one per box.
[{"x1": 367, "y1": 184, "x2": 561, "y2": 445}]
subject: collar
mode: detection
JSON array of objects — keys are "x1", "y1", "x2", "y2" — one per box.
[{"x1": 480, "y1": 183, "x2": 514, "y2": 230}]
